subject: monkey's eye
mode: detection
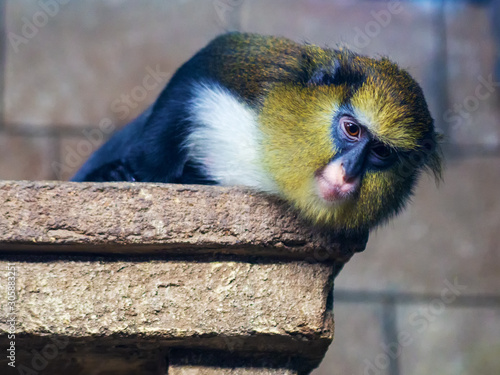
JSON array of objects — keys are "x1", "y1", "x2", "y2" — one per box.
[
  {"x1": 371, "y1": 142, "x2": 392, "y2": 160},
  {"x1": 341, "y1": 117, "x2": 361, "y2": 140}
]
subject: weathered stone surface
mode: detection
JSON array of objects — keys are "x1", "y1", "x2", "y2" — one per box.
[
  {"x1": 0, "y1": 257, "x2": 333, "y2": 353},
  {"x1": 169, "y1": 350, "x2": 300, "y2": 374},
  {"x1": 0, "y1": 181, "x2": 367, "y2": 259},
  {"x1": 0, "y1": 181, "x2": 367, "y2": 374},
  {"x1": 0, "y1": 258, "x2": 333, "y2": 339},
  {"x1": 170, "y1": 367, "x2": 296, "y2": 375}
]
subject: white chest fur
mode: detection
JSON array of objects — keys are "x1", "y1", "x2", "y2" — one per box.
[{"x1": 185, "y1": 82, "x2": 278, "y2": 193}]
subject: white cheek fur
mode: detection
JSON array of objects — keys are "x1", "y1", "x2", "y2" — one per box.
[{"x1": 185, "y1": 81, "x2": 279, "y2": 193}]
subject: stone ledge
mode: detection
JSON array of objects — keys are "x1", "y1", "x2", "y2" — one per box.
[
  {"x1": 0, "y1": 257, "x2": 333, "y2": 343},
  {"x1": 0, "y1": 181, "x2": 367, "y2": 260},
  {"x1": 168, "y1": 349, "x2": 307, "y2": 374},
  {"x1": 0, "y1": 256, "x2": 333, "y2": 373},
  {"x1": 0, "y1": 181, "x2": 368, "y2": 374}
]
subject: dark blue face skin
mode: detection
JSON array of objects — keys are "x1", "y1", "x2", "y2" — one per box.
[{"x1": 331, "y1": 109, "x2": 397, "y2": 181}]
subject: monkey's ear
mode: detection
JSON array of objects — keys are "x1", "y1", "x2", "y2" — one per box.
[
  {"x1": 308, "y1": 60, "x2": 341, "y2": 86},
  {"x1": 307, "y1": 60, "x2": 365, "y2": 87}
]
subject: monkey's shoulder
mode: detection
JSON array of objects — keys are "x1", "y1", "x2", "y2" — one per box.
[{"x1": 171, "y1": 33, "x2": 334, "y2": 103}]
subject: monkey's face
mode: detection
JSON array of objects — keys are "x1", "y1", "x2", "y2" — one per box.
[
  {"x1": 260, "y1": 67, "x2": 441, "y2": 233},
  {"x1": 313, "y1": 113, "x2": 393, "y2": 203}
]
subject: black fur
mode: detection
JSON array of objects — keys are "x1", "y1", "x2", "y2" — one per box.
[{"x1": 72, "y1": 50, "x2": 212, "y2": 183}]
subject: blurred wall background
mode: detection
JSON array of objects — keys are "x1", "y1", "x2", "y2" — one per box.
[{"x1": 1, "y1": 0, "x2": 499, "y2": 374}]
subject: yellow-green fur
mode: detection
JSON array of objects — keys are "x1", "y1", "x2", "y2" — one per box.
[
  {"x1": 73, "y1": 32, "x2": 442, "y2": 235},
  {"x1": 260, "y1": 82, "x2": 424, "y2": 231},
  {"x1": 194, "y1": 33, "x2": 442, "y2": 232}
]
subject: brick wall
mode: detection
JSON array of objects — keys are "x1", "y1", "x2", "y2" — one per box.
[{"x1": 1, "y1": 1, "x2": 499, "y2": 374}]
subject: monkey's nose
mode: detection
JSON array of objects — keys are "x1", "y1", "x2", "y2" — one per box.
[
  {"x1": 343, "y1": 173, "x2": 358, "y2": 184},
  {"x1": 315, "y1": 161, "x2": 360, "y2": 202},
  {"x1": 340, "y1": 164, "x2": 357, "y2": 184}
]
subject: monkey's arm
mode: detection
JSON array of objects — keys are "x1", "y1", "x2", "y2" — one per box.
[{"x1": 71, "y1": 108, "x2": 151, "y2": 182}]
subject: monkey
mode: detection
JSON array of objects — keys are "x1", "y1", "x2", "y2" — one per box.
[{"x1": 72, "y1": 32, "x2": 442, "y2": 235}]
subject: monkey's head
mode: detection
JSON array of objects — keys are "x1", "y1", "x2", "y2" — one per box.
[{"x1": 260, "y1": 48, "x2": 442, "y2": 234}]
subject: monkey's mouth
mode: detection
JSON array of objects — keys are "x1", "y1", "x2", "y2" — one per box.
[{"x1": 315, "y1": 172, "x2": 359, "y2": 203}]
